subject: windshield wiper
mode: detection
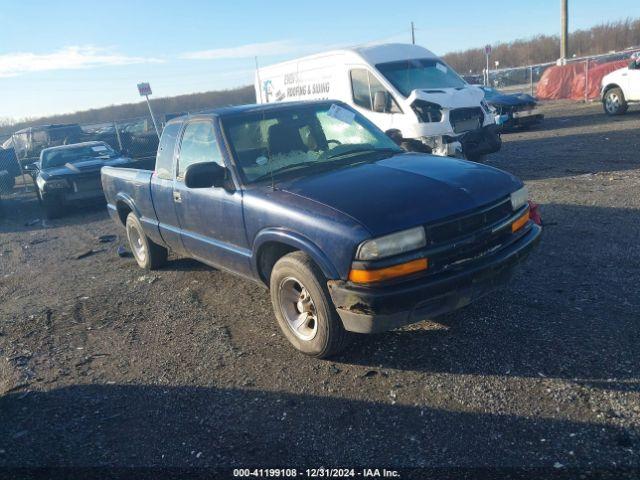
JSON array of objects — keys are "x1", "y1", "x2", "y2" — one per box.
[
  {"x1": 325, "y1": 147, "x2": 401, "y2": 161},
  {"x1": 252, "y1": 161, "x2": 317, "y2": 182}
]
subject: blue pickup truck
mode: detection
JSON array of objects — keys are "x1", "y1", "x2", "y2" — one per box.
[{"x1": 101, "y1": 100, "x2": 541, "y2": 358}]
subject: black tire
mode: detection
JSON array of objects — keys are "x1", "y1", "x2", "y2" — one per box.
[
  {"x1": 270, "y1": 251, "x2": 351, "y2": 358},
  {"x1": 125, "y1": 212, "x2": 167, "y2": 270},
  {"x1": 40, "y1": 195, "x2": 62, "y2": 219},
  {"x1": 603, "y1": 87, "x2": 628, "y2": 116}
]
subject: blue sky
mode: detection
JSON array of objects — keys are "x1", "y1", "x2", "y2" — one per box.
[{"x1": 1, "y1": 0, "x2": 638, "y2": 119}]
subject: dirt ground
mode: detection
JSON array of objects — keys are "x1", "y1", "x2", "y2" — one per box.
[{"x1": 0, "y1": 101, "x2": 639, "y2": 476}]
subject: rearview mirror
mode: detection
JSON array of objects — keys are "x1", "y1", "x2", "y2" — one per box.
[
  {"x1": 373, "y1": 91, "x2": 389, "y2": 113},
  {"x1": 184, "y1": 162, "x2": 226, "y2": 188}
]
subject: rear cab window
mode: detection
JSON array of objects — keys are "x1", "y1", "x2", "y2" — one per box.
[
  {"x1": 177, "y1": 120, "x2": 224, "y2": 180},
  {"x1": 155, "y1": 122, "x2": 182, "y2": 179}
]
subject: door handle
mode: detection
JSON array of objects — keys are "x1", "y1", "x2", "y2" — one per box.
[{"x1": 173, "y1": 191, "x2": 182, "y2": 203}]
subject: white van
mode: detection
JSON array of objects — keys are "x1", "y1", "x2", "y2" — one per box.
[{"x1": 255, "y1": 43, "x2": 501, "y2": 160}]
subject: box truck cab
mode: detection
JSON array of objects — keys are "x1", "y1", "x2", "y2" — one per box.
[{"x1": 255, "y1": 43, "x2": 501, "y2": 160}]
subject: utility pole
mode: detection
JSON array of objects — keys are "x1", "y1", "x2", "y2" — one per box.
[
  {"x1": 560, "y1": 0, "x2": 569, "y2": 63},
  {"x1": 411, "y1": 22, "x2": 415, "y2": 45}
]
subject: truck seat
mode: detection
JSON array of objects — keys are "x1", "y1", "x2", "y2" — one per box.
[{"x1": 267, "y1": 123, "x2": 308, "y2": 155}]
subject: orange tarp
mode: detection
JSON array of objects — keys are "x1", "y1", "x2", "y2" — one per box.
[{"x1": 536, "y1": 60, "x2": 628, "y2": 100}]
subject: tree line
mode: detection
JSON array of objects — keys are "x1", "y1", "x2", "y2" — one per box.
[
  {"x1": 0, "y1": 86, "x2": 256, "y2": 136},
  {"x1": 442, "y1": 18, "x2": 640, "y2": 73}
]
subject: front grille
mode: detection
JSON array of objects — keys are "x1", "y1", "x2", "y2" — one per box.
[
  {"x1": 450, "y1": 107, "x2": 483, "y2": 133},
  {"x1": 72, "y1": 175, "x2": 102, "y2": 192},
  {"x1": 423, "y1": 198, "x2": 520, "y2": 274},
  {"x1": 425, "y1": 198, "x2": 512, "y2": 245}
]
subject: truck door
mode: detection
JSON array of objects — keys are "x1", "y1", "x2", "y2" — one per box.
[
  {"x1": 625, "y1": 62, "x2": 640, "y2": 101},
  {"x1": 150, "y1": 121, "x2": 183, "y2": 251},
  {"x1": 172, "y1": 118, "x2": 251, "y2": 274},
  {"x1": 348, "y1": 68, "x2": 403, "y2": 133}
]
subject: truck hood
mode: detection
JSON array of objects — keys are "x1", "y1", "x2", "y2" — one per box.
[
  {"x1": 486, "y1": 92, "x2": 537, "y2": 108},
  {"x1": 41, "y1": 157, "x2": 130, "y2": 179},
  {"x1": 407, "y1": 87, "x2": 485, "y2": 109},
  {"x1": 277, "y1": 153, "x2": 522, "y2": 237}
]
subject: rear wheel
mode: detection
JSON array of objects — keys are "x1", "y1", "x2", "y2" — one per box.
[
  {"x1": 270, "y1": 251, "x2": 351, "y2": 358},
  {"x1": 125, "y1": 212, "x2": 167, "y2": 270},
  {"x1": 603, "y1": 87, "x2": 628, "y2": 115}
]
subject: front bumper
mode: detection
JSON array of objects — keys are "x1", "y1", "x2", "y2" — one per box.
[
  {"x1": 328, "y1": 223, "x2": 541, "y2": 334},
  {"x1": 458, "y1": 124, "x2": 502, "y2": 159},
  {"x1": 503, "y1": 112, "x2": 544, "y2": 129}
]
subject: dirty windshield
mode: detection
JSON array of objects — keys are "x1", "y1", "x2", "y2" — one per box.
[
  {"x1": 41, "y1": 143, "x2": 117, "y2": 169},
  {"x1": 222, "y1": 103, "x2": 402, "y2": 183},
  {"x1": 377, "y1": 58, "x2": 467, "y2": 96}
]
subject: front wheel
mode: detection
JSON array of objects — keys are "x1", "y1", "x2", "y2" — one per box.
[
  {"x1": 603, "y1": 88, "x2": 628, "y2": 115},
  {"x1": 270, "y1": 251, "x2": 351, "y2": 358},
  {"x1": 39, "y1": 194, "x2": 62, "y2": 219},
  {"x1": 125, "y1": 212, "x2": 167, "y2": 270}
]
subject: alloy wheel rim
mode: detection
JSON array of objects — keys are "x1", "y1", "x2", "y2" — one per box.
[
  {"x1": 278, "y1": 276, "x2": 318, "y2": 341},
  {"x1": 606, "y1": 94, "x2": 619, "y2": 112},
  {"x1": 128, "y1": 225, "x2": 146, "y2": 263}
]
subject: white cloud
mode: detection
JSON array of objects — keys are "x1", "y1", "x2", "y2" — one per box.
[
  {"x1": 181, "y1": 40, "x2": 321, "y2": 60},
  {"x1": 0, "y1": 45, "x2": 162, "y2": 78}
]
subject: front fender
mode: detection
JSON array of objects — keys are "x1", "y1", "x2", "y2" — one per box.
[{"x1": 252, "y1": 228, "x2": 340, "y2": 281}]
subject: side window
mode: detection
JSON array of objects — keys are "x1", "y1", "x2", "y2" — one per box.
[
  {"x1": 350, "y1": 69, "x2": 401, "y2": 113},
  {"x1": 177, "y1": 120, "x2": 223, "y2": 179},
  {"x1": 350, "y1": 69, "x2": 371, "y2": 109},
  {"x1": 367, "y1": 74, "x2": 402, "y2": 114},
  {"x1": 155, "y1": 122, "x2": 181, "y2": 180}
]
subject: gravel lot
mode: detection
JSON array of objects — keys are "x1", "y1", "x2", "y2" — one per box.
[{"x1": 0, "y1": 101, "x2": 639, "y2": 476}]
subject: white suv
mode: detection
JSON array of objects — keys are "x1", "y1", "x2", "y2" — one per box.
[{"x1": 601, "y1": 57, "x2": 640, "y2": 115}]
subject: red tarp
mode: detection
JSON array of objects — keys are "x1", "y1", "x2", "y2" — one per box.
[{"x1": 536, "y1": 60, "x2": 628, "y2": 100}]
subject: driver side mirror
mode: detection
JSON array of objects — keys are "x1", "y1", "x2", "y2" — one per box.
[
  {"x1": 24, "y1": 162, "x2": 39, "y2": 173},
  {"x1": 373, "y1": 91, "x2": 390, "y2": 113},
  {"x1": 629, "y1": 59, "x2": 639, "y2": 70},
  {"x1": 184, "y1": 162, "x2": 226, "y2": 188}
]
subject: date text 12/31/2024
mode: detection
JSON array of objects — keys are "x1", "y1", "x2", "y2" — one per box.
[{"x1": 233, "y1": 468, "x2": 401, "y2": 478}]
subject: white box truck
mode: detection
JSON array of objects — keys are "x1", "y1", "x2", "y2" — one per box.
[{"x1": 255, "y1": 43, "x2": 501, "y2": 160}]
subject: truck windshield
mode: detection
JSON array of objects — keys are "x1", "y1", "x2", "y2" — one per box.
[
  {"x1": 377, "y1": 58, "x2": 467, "y2": 97},
  {"x1": 222, "y1": 103, "x2": 402, "y2": 183},
  {"x1": 41, "y1": 143, "x2": 117, "y2": 169}
]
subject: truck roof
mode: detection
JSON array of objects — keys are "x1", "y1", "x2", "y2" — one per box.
[
  {"x1": 13, "y1": 123, "x2": 81, "y2": 135},
  {"x1": 258, "y1": 43, "x2": 438, "y2": 71},
  {"x1": 168, "y1": 100, "x2": 346, "y2": 123}
]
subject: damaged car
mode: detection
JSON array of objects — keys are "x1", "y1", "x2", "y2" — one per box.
[
  {"x1": 477, "y1": 86, "x2": 544, "y2": 130},
  {"x1": 30, "y1": 141, "x2": 132, "y2": 218},
  {"x1": 102, "y1": 100, "x2": 541, "y2": 358}
]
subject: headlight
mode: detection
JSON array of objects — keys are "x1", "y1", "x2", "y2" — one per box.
[
  {"x1": 356, "y1": 226, "x2": 427, "y2": 261},
  {"x1": 510, "y1": 186, "x2": 528, "y2": 211},
  {"x1": 43, "y1": 178, "x2": 69, "y2": 190},
  {"x1": 36, "y1": 176, "x2": 46, "y2": 190}
]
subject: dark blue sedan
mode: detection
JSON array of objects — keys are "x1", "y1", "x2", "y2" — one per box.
[
  {"x1": 479, "y1": 86, "x2": 544, "y2": 130},
  {"x1": 33, "y1": 141, "x2": 132, "y2": 218}
]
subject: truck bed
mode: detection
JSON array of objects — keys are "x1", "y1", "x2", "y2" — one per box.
[{"x1": 101, "y1": 166, "x2": 159, "y2": 238}]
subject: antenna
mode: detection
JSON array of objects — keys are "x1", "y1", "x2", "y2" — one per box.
[{"x1": 255, "y1": 56, "x2": 263, "y2": 103}]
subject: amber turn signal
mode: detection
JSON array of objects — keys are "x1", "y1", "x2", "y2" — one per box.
[
  {"x1": 349, "y1": 258, "x2": 428, "y2": 284},
  {"x1": 511, "y1": 210, "x2": 530, "y2": 233}
]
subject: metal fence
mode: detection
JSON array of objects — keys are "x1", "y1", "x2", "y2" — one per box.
[{"x1": 466, "y1": 47, "x2": 640, "y2": 96}]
